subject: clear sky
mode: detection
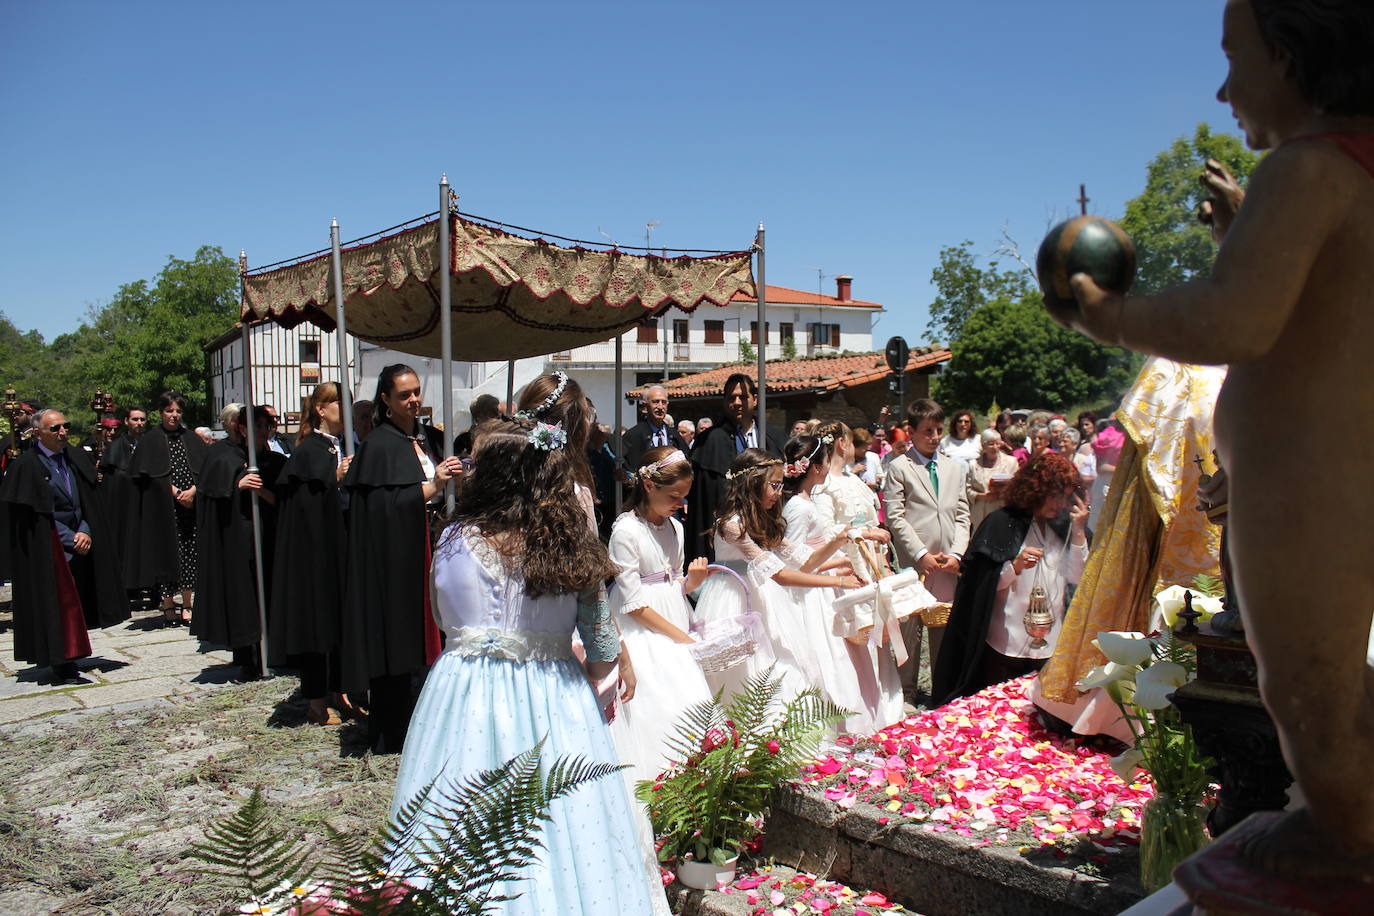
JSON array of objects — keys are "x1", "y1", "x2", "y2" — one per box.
[{"x1": 1, "y1": 0, "x2": 1235, "y2": 349}]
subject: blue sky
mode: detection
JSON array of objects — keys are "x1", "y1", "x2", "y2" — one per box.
[{"x1": 1, "y1": 0, "x2": 1234, "y2": 348}]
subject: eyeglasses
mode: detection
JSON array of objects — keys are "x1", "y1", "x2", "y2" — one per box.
[
  {"x1": 766, "y1": 481, "x2": 784, "y2": 492},
  {"x1": 47, "y1": 423, "x2": 71, "y2": 431}
]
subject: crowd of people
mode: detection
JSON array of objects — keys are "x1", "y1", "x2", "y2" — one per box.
[{"x1": 3, "y1": 365, "x2": 1120, "y2": 913}]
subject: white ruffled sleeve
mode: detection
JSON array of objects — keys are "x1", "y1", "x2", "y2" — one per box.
[
  {"x1": 608, "y1": 518, "x2": 647, "y2": 615},
  {"x1": 721, "y1": 518, "x2": 785, "y2": 588}
]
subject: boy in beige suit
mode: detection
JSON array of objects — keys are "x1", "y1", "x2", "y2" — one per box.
[{"x1": 883, "y1": 399, "x2": 971, "y2": 693}]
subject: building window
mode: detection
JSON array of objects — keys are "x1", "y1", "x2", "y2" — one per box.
[
  {"x1": 704, "y1": 320, "x2": 725, "y2": 344},
  {"x1": 780, "y1": 322, "x2": 794, "y2": 343},
  {"x1": 809, "y1": 323, "x2": 840, "y2": 347},
  {"x1": 299, "y1": 340, "x2": 320, "y2": 363},
  {"x1": 635, "y1": 372, "x2": 662, "y2": 388},
  {"x1": 636, "y1": 319, "x2": 658, "y2": 344},
  {"x1": 673, "y1": 319, "x2": 689, "y2": 344},
  {"x1": 750, "y1": 321, "x2": 770, "y2": 344}
]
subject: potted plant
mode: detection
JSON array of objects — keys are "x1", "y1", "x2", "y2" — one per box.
[
  {"x1": 1078, "y1": 583, "x2": 1222, "y2": 893},
  {"x1": 637, "y1": 666, "x2": 845, "y2": 890}
]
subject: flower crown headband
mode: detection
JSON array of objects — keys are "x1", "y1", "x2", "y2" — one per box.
[
  {"x1": 784, "y1": 434, "x2": 833, "y2": 478},
  {"x1": 525, "y1": 420, "x2": 566, "y2": 451},
  {"x1": 515, "y1": 371, "x2": 569, "y2": 421},
  {"x1": 724, "y1": 458, "x2": 783, "y2": 480}
]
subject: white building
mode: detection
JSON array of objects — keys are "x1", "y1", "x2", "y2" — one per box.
[{"x1": 207, "y1": 276, "x2": 883, "y2": 434}]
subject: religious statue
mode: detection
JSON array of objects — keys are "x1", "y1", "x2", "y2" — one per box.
[{"x1": 1061, "y1": 0, "x2": 1374, "y2": 880}]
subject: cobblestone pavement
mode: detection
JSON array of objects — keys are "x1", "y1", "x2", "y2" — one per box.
[{"x1": 0, "y1": 589, "x2": 244, "y2": 727}]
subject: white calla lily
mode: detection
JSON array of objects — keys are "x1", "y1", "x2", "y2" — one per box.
[
  {"x1": 1093, "y1": 631, "x2": 1155, "y2": 667},
  {"x1": 1077, "y1": 661, "x2": 1138, "y2": 691},
  {"x1": 1132, "y1": 661, "x2": 1190, "y2": 709},
  {"x1": 1109, "y1": 747, "x2": 1145, "y2": 781},
  {"x1": 1153, "y1": 585, "x2": 1225, "y2": 627}
]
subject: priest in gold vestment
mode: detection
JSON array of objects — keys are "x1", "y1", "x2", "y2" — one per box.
[{"x1": 1031, "y1": 357, "x2": 1225, "y2": 740}]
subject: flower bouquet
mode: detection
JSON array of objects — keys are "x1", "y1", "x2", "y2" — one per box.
[
  {"x1": 1078, "y1": 582, "x2": 1221, "y2": 893},
  {"x1": 637, "y1": 666, "x2": 846, "y2": 889}
]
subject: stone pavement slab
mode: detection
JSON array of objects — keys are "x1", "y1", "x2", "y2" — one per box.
[
  {"x1": 0, "y1": 692, "x2": 82, "y2": 724},
  {"x1": 96, "y1": 654, "x2": 225, "y2": 683},
  {"x1": 67, "y1": 676, "x2": 198, "y2": 708},
  {"x1": 118, "y1": 637, "x2": 212, "y2": 659}
]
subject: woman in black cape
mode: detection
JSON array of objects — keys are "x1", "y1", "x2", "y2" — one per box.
[
  {"x1": 191, "y1": 405, "x2": 285, "y2": 678},
  {"x1": 269, "y1": 382, "x2": 351, "y2": 725},
  {"x1": 340, "y1": 364, "x2": 460, "y2": 754},
  {"x1": 123, "y1": 391, "x2": 208, "y2": 627}
]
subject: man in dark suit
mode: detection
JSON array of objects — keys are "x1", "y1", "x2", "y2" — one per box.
[
  {"x1": 684, "y1": 373, "x2": 783, "y2": 561},
  {"x1": 620, "y1": 386, "x2": 688, "y2": 471},
  {"x1": 1, "y1": 409, "x2": 126, "y2": 683}
]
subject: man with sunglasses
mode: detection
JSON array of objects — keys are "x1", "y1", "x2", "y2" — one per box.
[
  {"x1": 262, "y1": 405, "x2": 293, "y2": 457},
  {"x1": 0, "y1": 409, "x2": 126, "y2": 684}
]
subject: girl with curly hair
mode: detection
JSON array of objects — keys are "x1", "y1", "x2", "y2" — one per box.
[
  {"x1": 932, "y1": 452, "x2": 1090, "y2": 705},
  {"x1": 694, "y1": 448, "x2": 861, "y2": 704},
  {"x1": 388, "y1": 417, "x2": 654, "y2": 915}
]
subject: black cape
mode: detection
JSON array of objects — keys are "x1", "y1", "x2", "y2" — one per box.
[
  {"x1": 121, "y1": 425, "x2": 207, "y2": 589},
  {"x1": 338, "y1": 420, "x2": 435, "y2": 693},
  {"x1": 684, "y1": 418, "x2": 782, "y2": 562},
  {"x1": 931, "y1": 507, "x2": 1073, "y2": 706},
  {"x1": 190, "y1": 441, "x2": 284, "y2": 649},
  {"x1": 267, "y1": 433, "x2": 345, "y2": 664},
  {"x1": 97, "y1": 434, "x2": 139, "y2": 566},
  {"x1": 1, "y1": 446, "x2": 127, "y2": 666}
]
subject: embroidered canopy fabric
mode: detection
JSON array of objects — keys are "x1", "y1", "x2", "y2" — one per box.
[{"x1": 241, "y1": 213, "x2": 756, "y2": 360}]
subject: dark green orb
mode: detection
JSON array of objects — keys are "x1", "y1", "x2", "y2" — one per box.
[{"x1": 1035, "y1": 216, "x2": 1137, "y2": 320}]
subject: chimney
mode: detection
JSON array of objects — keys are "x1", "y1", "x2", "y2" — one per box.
[{"x1": 835, "y1": 275, "x2": 853, "y2": 302}]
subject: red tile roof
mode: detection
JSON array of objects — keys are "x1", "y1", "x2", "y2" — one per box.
[
  {"x1": 730, "y1": 284, "x2": 882, "y2": 309},
  {"x1": 626, "y1": 348, "x2": 951, "y2": 399}
]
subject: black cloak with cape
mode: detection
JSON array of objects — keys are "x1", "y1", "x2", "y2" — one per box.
[
  {"x1": 97, "y1": 434, "x2": 138, "y2": 565},
  {"x1": 121, "y1": 425, "x2": 207, "y2": 589},
  {"x1": 931, "y1": 507, "x2": 1076, "y2": 707},
  {"x1": 338, "y1": 420, "x2": 439, "y2": 693},
  {"x1": 267, "y1": 432, "x2": 345, "y2": 665},
  {"x1": 190, "y1": 440, "x2": 284, "y2": 649},
  {"x1": 1, "y1": 446, "x2": 127, "y2": 666},
  {"x1": 684, "y1": 418, "x2": 781, "y2": 562}
]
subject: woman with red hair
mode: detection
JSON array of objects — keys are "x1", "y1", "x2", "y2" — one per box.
[{"x1": 932, "y1": 453, "x2": 1089, "y2": 705}]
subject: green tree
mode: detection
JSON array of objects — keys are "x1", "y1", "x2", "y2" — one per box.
[
  {"x1": 1120, "y1": 123, "x2": 1260, "y2": 294},
  {"x1": 81, "y1": 246, "x2": 240, "y2": 422},
  {"x1": 925, "y1": 240, "x2": 1034, "y2": 343},
  {"x1": 933, "y1": 293, "x2": 1137, "y2": 412}
]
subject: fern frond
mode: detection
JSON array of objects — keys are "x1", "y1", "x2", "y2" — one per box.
[{"x1": 186, "y1": 787, "x2": 314, "y2": 907}]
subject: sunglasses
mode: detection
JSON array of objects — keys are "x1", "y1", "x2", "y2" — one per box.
[
  {"x1": 47, "y1": 422, "x2": 71, "y2": 432},
  {"x1": 766, "y1": 480, "x2": 784, "y2": 492}
]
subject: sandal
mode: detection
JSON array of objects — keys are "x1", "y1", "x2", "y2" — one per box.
[
  {"x1": 179, "y1": 605, "x2": 193, "y2": 625},
  {"x1": 307, "y1": 699, "x2": 343, "y2": 726},
  {"x1": 160, "y1": 606, "x2": 181, "y2": 628},
  {"x1": 335, "y1": 692, "x2": 369, "y2": 719}
]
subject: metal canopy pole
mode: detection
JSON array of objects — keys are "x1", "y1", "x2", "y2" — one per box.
[
  {"x1": 439, "y1": 176, "x2": 455, "y2": 513},
  {"x1": 613, "y1": 333, "x2": 623, "y2": 518},
  {"x1": 505, "y1": 360, "x2": 515, "y2": 413},
  {"x1": 755, "y1": 223, "x2": 767, "y2": 447},
  {"x1": 330, "y1": 220, "x2": 354, "y2": 455},
  {"x1": 239, "y1": 251, "x2": 270, "y2": 679}
]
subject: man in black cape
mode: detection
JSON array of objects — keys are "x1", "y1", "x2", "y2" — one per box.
[
  {"x1": 931, "y1": 505, "x2": 1085, "y2": 707},
  {"x1": 2, "y1": 409, "x2": 127, "y2": 683},
  {"x1": 268, "y1": 417, "x2": 347, "y2": 716},
  {"x1": 121, "y1": 405, "x2": 207, "y2": 595},
  {"x1": 97, "y1": 407, "x2": 153, "y2": 611},
  {"x1": 191, "y1": 406, "x2": 285, "y2": 678},
  {"x1": 684, "y1": 373, "x2": 782, "y2": 561}
]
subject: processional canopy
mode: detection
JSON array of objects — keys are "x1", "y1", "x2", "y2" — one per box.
[{"x1": 240, "y1": 211, "x2": 756, "y2": 360}]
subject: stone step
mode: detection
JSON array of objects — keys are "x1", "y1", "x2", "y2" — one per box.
[{"x1": 759, "y1": 785, "x2": 1144, "y2": 916}]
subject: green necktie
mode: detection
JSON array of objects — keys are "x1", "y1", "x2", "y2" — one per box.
[{"x1": 927, "y1": 458, "x2": 940, "y2": 497}]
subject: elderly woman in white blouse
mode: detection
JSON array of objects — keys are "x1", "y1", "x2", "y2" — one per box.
[{"x1": 965, "y1": 429, "x2": 1020, "y2": 534}]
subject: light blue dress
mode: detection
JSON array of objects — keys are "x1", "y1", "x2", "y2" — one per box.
[{"x1": 388, "y1": 528, "x2": 655, "y2": 915}]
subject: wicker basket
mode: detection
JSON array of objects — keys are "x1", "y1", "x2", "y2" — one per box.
[
  {"x1": 919, "y1": 602, "x2": 953, "y2": 628},
  {"x1": 688, "y1": 565, "x2": 764, "y2": 673}
]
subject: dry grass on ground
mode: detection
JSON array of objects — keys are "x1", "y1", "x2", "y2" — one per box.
[{"x1": 0, "y1": 679, "x2": 397, "y2": 915}]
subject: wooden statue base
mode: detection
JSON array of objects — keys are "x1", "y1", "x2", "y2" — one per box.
[{"x1": 1172, "y1": 812, "x2": 1374, "y2": 915}]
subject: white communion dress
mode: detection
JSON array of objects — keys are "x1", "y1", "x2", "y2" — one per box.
[
  {"x1": 692, "y1": 517, "x2": 813, "y2": 704},
  {"x1": 606, "y1": 511, "x2": 713, "y2": 788}
]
